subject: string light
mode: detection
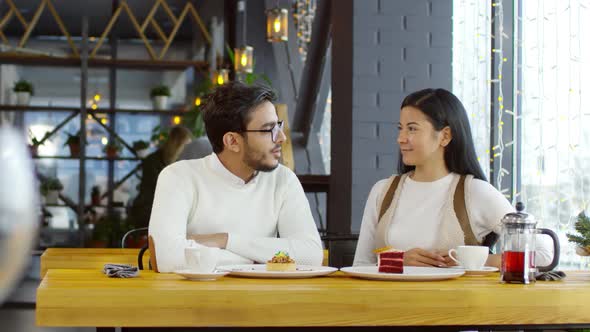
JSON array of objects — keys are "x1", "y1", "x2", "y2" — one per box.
[
  {"x1": 491, "y1": 0, "x2": 508, "y2": 197},
  {"x1": 194, "y1": 97, "x2": 201, "y2": 106},
  {"x1": 173, "y1": 116, "x2": 181, "y2": 125},
  {"x1": 293, "y1": 0, "x2": 316, "y2": 61}
]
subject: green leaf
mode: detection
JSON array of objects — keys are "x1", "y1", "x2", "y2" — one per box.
[
  {"x1": 225, "y1": 43, "x2": 235, "y2": 64},
  {"x1": 567, "y1": 212, "x2": 590, "y2": 247}
]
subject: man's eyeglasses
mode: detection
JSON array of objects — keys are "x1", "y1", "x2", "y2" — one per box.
[{"x1": 242, "y1": 121, "x2": 284, "y2": 142}]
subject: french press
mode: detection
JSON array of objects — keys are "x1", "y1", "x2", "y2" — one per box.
[{"x1": 500, "y1": 202, "x2": 560, "y2": 284}]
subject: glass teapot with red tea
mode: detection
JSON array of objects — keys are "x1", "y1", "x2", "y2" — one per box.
[{"x1": 500, "y1": 202, "x2": 560, "y2": 284}]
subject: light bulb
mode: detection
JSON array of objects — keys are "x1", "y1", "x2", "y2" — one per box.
[{"x1": 274, "y1": 18, "x2": 281, "y2": 33}]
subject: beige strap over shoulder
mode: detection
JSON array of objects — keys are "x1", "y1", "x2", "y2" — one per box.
[
  {"x1": 377, "y1": 174, "x2": 479, "y2": 246},
  {"x1": 378, "y1": 176, "x2": 401, "y2": 222},
  {"x1": 452, "y1": 175, "x2": 479, "y2": 246}
]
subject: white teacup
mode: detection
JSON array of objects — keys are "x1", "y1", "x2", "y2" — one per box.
[
  {"x1": 448, "y1": 245, "x2": 488, "y2": 270},
  {"x1": 184, "y1": 246, "x2": 220, "y2": 273}
]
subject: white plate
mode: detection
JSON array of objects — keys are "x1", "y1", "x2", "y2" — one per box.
[
  {"x1": 217, "y1": 264, "x2": 338, "y2": 279},
  {"x1": 449, "y1": 266, "x2": 499, "y2": 276},
  {"x1": 174, "y1": 269, "x2": 229, "y2": 281},
  {"x1": 340, "y1": 266, "x2": 465, "y2": 281}
]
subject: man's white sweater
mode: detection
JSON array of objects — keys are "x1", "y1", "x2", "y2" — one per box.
[{"x1": 148, "y1": 153, "x2": 323, "y2": 272}]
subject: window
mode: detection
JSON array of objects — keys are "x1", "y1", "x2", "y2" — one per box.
[
  {"x1": 520, "y1": 0, "x2": 590, "y2": 268},
  {"x1": 454, "y1": 0, "x2": 590, "y2": 268}
]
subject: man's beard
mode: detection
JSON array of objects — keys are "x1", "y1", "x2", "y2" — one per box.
[{"x1": 243, "y1": 143, "x2": 281, "y2": 172}]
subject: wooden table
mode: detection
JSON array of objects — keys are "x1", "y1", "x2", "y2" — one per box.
[
  {"x1": 36, "y1": 269, "x2": 590, "y2": 331},
  {"x1": 40, "y1": 248, "x2": 150, "y2": 277}
]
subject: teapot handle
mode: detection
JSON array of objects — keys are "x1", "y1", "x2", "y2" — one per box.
[{"x1": 536, "y1": 228, "x2": 560, "y2": 272}]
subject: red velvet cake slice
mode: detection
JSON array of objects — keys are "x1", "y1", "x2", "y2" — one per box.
[{"x1": 377, "y1": 250, "x2": 404, "y2": 274}]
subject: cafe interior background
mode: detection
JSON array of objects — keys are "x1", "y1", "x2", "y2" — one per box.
[{"x1": 1, "y1": 0, "x2": 589, "y2": 330}]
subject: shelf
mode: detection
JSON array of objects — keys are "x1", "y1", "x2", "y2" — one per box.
[
  {"x1": 44, "y1": 203, "x2": 124, "y2": 208},
  {"x1": 0, "y1": 105, "x2": 190, "y2": 116},
  {"x1": 43, "y1": 204, "x2": 68, "y2": 207},
  {"x1": 297, "y1": 174, "x2": 330, "y2": 193},
  {"x1": 0, "y1": 105, "x2": 79, "y2": 112},
  {"x1": 89, "y1": 109, "x2": 189, "y2": 116},
  {"x1": 34, "y1": 156, "x2": 142, "y2": 161},
  {"x1": 0, "y1": 53, "x2": 208, "y2": 71},
  {"x1": 88, "y1": 156, "x2": 142, "y2": 161}
]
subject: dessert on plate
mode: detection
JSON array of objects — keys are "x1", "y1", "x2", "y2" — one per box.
[
  {"x1": 374, "y1": 246, "x2": 404, "y2": 274},
  {"x1": 266, "y1": 251, "x2": 296, "y2": 271}
]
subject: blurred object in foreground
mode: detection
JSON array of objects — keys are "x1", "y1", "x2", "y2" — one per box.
[{"x1": 0, "y1": 126, "x2": 38, "y2": 304}]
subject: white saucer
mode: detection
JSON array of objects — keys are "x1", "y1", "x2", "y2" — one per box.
[
  {"x1": 450, "y1": 266, "x2": 499, "y2": 276},
  {"x1": 174, "y1": 269, "x2": 229, "y2": 281}
]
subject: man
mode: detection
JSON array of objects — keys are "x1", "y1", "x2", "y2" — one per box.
[{"x1": 148, "y1": 82, "x2": 323, "y2": 272}]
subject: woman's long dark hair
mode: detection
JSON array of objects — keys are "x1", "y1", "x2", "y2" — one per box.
[{"x1": 397, "y1": 88, "x2": 487, "y2": 181}]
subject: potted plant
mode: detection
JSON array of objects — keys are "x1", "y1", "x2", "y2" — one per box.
[
  {"x1": 91, "y1": 185, "x2": 101, "y2": 206},
  {"x1": 40, "y1": 177, "x2": 63, "y2": 204},
  {"x1": 103, "y1": 140, "x2": 122, "y2": 159},
  {"x1": 89, "y1": 214, "x2": 132, "y2": 248},
  {"x1": 89, "y1": 216, "x2": 112, "y2": 248},
  {"x1": 150, "y1": 85, "x2": 171, "y2": 110},
  {"x1": 567, "y1": 212, "x2": 590, "y2": 256},
  {"x1": 150, "y1": 125, "x2": 169, "y2": 147},
  {"x1": 13, "y1": 79, "x2": 34, "y2": 106},
  {"x1": 29, "y1": 136, "x2": 41, "y2": 157},
  {"x1": 29, "y1": 130, "x2": 50, "y2": 157},
  {"x1": 132, "y1": 140, "x2": 150, "y2": 158},
  {"x1": 64, "y1": 131, "x2": 81, "y2": 157}
]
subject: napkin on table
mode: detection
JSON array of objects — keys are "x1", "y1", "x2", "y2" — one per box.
[{"x1": 103, "y1": 263, "x2": 139, "y2": 278}]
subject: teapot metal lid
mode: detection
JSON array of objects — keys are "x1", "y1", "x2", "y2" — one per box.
[{"x1": 501, "y1": 202, "x2": 537, "y2": 225}]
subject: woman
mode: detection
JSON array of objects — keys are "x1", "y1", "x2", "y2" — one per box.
[
  {"x1": 353, "y1": 88, "x2": 553, "y2": 268},
  {"x1": 128, "y1": 125, "x2": 192, "y2": 228}
]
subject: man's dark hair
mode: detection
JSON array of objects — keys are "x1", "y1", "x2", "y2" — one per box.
[{"x1": 201, "y1": 82, "x2": 276, "y2": 153}]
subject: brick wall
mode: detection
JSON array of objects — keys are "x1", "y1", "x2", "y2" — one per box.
[{"x1": 350, "y1": 0, "x2": 453, "y2": 232}]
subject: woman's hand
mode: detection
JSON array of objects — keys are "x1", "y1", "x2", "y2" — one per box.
[
  {"x1": 441, "y1": 254, "x2": 459, "y2": 267},
  {"x1": 404, "y1": 248, "x2": 448, "y2": 267}
]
